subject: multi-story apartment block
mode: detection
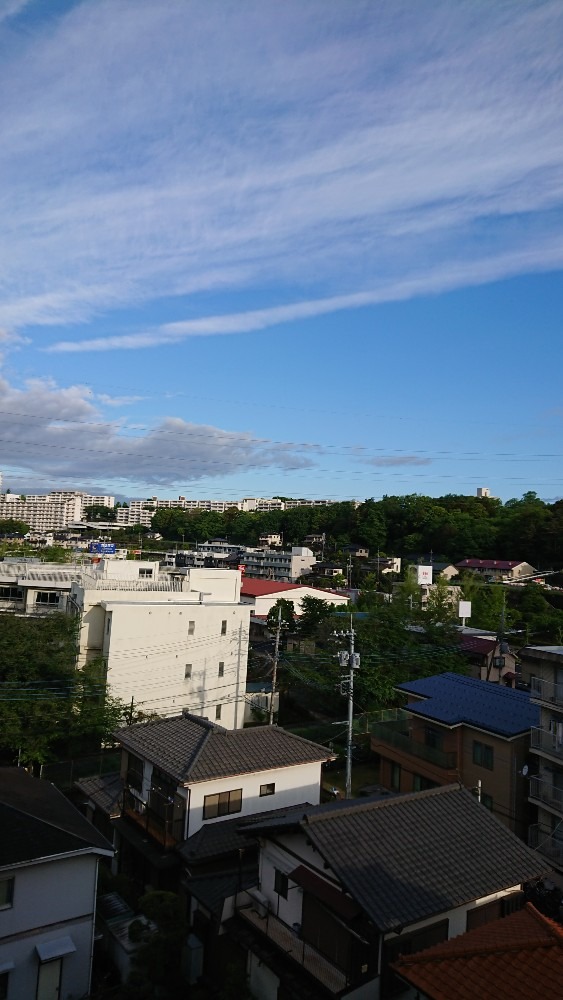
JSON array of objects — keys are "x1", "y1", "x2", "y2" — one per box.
[
  {"x1": 113, "y1": 495, "x2": 351, "y2": 528},
  {"x1": 0, "y1": 490, "x2": 114, "y2": 532},
  {"x1": 522, "y1": 645, "x2": 563, "y2": 871},
  {"x1": 70, "y1": 566, "x2": 250, "y2": 728}
]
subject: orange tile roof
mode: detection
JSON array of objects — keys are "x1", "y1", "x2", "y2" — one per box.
[{"x1": 392, "y1": 903, "x2": 563, "y2": 1000}]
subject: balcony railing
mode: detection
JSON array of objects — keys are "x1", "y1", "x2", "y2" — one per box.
[
  {"x1": 529, "y1": 776, "x2": 563, "y2": 816},
  {"x1": 122, "y1": 787, "x2": 184, "y2": 848},
  {"x1": 529, "y1": 823, "x2": 563, "y2": 868},
  {"x1": 531, "y1": 727, "x2": 563, "y2": 763},
  {"x1": 237, "y1": 901, "x2": 348, "y2": 995},
  {"x1": 371, "y1": 720, "x2": 457, "y2": 770},
  {"x1": 530, "y1": 676, "x2": 563, "y2": 708}
]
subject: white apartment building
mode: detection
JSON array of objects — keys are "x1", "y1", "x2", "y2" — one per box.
[
  {"x1": 115, "y1": 495, "x2": 350, "y2": 528},
  {"x1": 70, "y1": 566, "x2": 250, "y2": 729},
  {"x1": 0, "y1": 491, "x2": 114, "y2": 532}
]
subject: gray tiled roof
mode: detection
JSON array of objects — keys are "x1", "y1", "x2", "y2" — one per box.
[
  {"x1": 75, "y1": 772, "x2": 123, "y2": 818},
  {"x1": 300, "y1": 785, "x2": 549, "y2": 933},
  {"x1": 114, "y1": 713, "x2": 332, "y2": 784},
  {"x1": 0, "y1": 767, "x2": 113, "y2": 867},
  {"x1": 177, "y1": 802, "x2": 312, "y2": 864}
]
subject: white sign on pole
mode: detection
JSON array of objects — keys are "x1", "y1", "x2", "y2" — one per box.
[
  {"x1": 417, "y1": 565, "x2": 433, "y2": 585},
  {"x1": 458, "y1": 600, "x2": 472, "y2": 620}
]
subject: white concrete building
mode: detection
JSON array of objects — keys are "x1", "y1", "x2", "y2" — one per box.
[
  {"x1": 0, "y1": 490, "x2": 114, "y2": 532},
  {"x1": 0, "y1": 768, "x2": 112, "y2": 1000},
  {"x1": 71, "y1": 565, "x2": 249, "y2": 728},
  {"x1": 240, "y1": 579, "x2": 349, "y2": 618}
]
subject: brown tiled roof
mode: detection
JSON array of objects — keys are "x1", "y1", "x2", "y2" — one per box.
[
  {"x1": 392, "y1": 903, "x2": 563, "y2": 999},
  {"x1": 298, "y1": 785, "x2": 550, "y2": 932},
  {"x1": 115, "y1": 713, "x2": 332, "y2": 784}
]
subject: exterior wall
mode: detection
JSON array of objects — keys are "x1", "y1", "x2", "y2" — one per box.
[
  {"x1": 187, "y1": 761, "x2": 322, "y2": 838},
  {"x1": 242, "y1": 586, "x2": 349, "y2": 617},
  {"x1": 0, "y1": 854, "x2": 99, "y2": 1000},
  {"x1": 524, "y1": 648, "x2": 563, "y2": 869},
  {"x1": 99, "y1": 600, "x2": 250, "y2": 726},
  {"x1": 0, "y1": 491, "x2": 113, "y2": 531}
]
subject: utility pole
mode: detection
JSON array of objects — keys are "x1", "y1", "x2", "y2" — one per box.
[
  {"x1": 268, "y1": 605, "x2": 282, "y2": 725},
  {"x1": 337, "y1": 620, "x2": 360, "y2": 798}
]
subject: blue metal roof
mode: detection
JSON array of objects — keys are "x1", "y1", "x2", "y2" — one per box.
[{"x1": 397, "y1": 672, "x2": 539, "y2": 737}]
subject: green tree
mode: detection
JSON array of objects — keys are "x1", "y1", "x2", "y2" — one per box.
[
  {"x1": 84, "y1": 504, "x2": 116, "y2": 521},
  {"x1": 298, "y1": 596, "x2": 339, "y2": 638},
  {"x1": 124, "y1": 891, "x2": 188, "y2": 999},
  {"x1": 0, "y1": 518, "x2": 29, "y2": 535},
  {"x1": 266, "y1": 598, "x2": 295, "y2": 633}
]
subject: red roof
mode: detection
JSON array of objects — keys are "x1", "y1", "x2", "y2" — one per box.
[
  {"x1": 460, "y1": 634, "x2": 496, "y2": 656},
  {"x1": 456, "y1": 559, "x2": 524, "y2": 570},
  {"x1": 241, "y1": 580, "x2": 302, "y2": 596},
  {"x1": 392, "y1": 903, "x2": 563, "y2": 1000}
]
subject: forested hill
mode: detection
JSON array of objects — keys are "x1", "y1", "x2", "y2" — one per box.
[{"x1": 151, "y1": 491, "x2": 563, "y2": 568}]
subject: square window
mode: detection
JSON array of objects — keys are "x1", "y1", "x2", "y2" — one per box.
[
  {"x1": 215, "y1": 705, "x2": 222, "y2": 720},
  {"x1": 188, "y1": 621, "x2": 195, "y2": 635},
  {"x1": 260, "y1": 782, "x2": 275, "y2": 796},
  {"x1": 218, "y1": 661, "x2": 224, "y2": 678},
  {"x1": 481, "y1": 793, "x2": 493, "y2": 811},
  {"x1": 274, "y1": 869, "x2": 288, "y2": 899},
  {"x1": 221, "y1": 620, "x2": 227, "y2": 635},
  {"x1": 203, "y1": 788, "x2": 242, "y2": 820},
  {"x1": 0, "y1": 878, "x2": 14, "y2": 909},
  {"x1": 473, "y1": 741, "x2": 494, "y2": 770},
  {"x1": 184, "y1": 664, "x2": 192, "y2": 679}
]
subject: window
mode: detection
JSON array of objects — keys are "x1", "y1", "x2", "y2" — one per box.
[
  {"x1": 260, "y1": 782, "x2": 275, "y2": 796},
  {"x1": 106, "y1": 616, "x2": 111, "y2": 635},
  {"x1": 390, "y1": 762, "x2": 401, "y2": 791},
  {"x1": 35, "y1": 591, "x2": 59, "y2": 605},
  {"x1": 413, "y1": 774, "x2": 438, "y2": 792},
  {"x1": 481, "y1": 792, "x2": 493, "y2": 811},
  {"x1": 0, "y1": 586, "x2": 22, "y2": 601},
  {"x1": 188, "y1": 621, "x2": 195, "y2": 636},
  {"x1": 215, "y1": 705, "x2": 222, "y2": 720},
  {"x1": 473, "y1": 740, "x2": 494, "y2": 770},
  {"x1": 139, "y1": 568, "x2": 153, "y2": 578},
  {"x1": 0, "y1": 972, "x2": 8, "y2": 1000},
  {"x1": 126, "y1": 753, "x2": 144, "y2": 792},
  {"x1": 184, "y1": 664, "x2": 192, "y2": 679},
  {"x1": 274, "y1": 869, "x2": 288, "y2": 899},
  {"x1": 0, "y1": 878, "x2": 14, "y2": 909},
  {"x1": 203, "y1": 788, "x2": 242, "y2": 820},
  {"x1": 218, "y1": 661, "x2": 224, "y2": 678},
  {"x1": 424, "y1": 726, "x2": 443, "y2": 750},
  {"x1": 221, "y1": 620, "x2": 227, "y2": 635}
]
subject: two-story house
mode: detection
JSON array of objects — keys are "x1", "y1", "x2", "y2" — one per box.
[
  {"x1": 0, "y1": 767, "x2": 113, "y2": 1000},
  {"x1": 521, "y1": 645, "x2": 563, "y2": 871},
  {"x1": 229, "y1": 785, "x2": 549, "y2": 1000},
  {"x1": 101, "y1": 712, "x2": 333, "y2": 892},
  {"x1": 371, "y1": 673, "x2": 538, "y2": 839}
]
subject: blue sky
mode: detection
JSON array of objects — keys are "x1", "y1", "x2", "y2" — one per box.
[{"x1": 1, "y1": 0, "x2": 562, "y2": 502}]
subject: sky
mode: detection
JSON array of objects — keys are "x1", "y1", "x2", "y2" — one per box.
[{"x1": 1, "y1": 0, "x2": 562, "y2": 504}]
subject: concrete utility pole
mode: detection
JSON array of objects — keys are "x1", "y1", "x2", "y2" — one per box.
[
  {"x1": 268, "y1": 605, "x2": 282, "y2": 725},
  {"x1": 337, "y1": 620, "x2": 360, "y2": 799}
]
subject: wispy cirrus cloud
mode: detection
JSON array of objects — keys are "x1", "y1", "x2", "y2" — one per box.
[{"x1": 0, "y1": 0, "x2": 562, "y2": 347}]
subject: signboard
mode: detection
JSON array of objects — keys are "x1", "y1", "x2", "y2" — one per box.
[
  {"x1": 458, "y1": 600, "x2": 472, "y2": 620},
  {"x1": 89, "y1": 542, "x2": 116, "y2": 555},
  {"x1": 238, "y1": 564, "x2": 246, "y2": 575},
  {"x1": 417, "y1": 565, "x2": 433, "y2": 585}
]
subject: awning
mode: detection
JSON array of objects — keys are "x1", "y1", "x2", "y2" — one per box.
[
  {"x1": 36, "y1": 937, "x2": 76, "y2": 962},
  {"x1": 289, "y1": 865, "x2": 361, "y2": 920}
]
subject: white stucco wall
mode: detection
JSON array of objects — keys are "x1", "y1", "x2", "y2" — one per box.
[
  {"x1": 241, "y1": 586, "x2": 349, "y2": 617},
  {"x1": 186, "y1": 761, "x2": 323, "y2": 838},
  {"x1": 0, "y1": 854, "x2": 100, "y2": 1000}
]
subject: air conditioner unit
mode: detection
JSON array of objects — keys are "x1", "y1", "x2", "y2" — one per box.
[{"x1": 247, "y1": 888, "x2": 269, "y2": 919}]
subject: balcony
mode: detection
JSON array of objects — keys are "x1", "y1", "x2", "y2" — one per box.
[
  {"x1": 529, "y1": 776, "x2": 563, "y2": 817},
  {"x1": 122, "y1": 787, "x2": 184, "y2": 849},
  {"x1": 237, "y1": 901, "x2": 348, "y2": 995},
  {"x1": 531, "y1": 726, "x2": 563, "y2": 764},
  {"x1": 371, "y1": 720, "x2": 457, "y2": 770},
  {"x1": 530, "y1": 676, "x2": 563, "y2": 709},
  {"x1": 529, "y1": 824, "x2": 563, "y2": 869}
]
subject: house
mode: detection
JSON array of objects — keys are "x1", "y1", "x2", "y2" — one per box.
[
  {"x1": 455, "y1": 559, "x2": 537, "y2": 582},
  {"x1": 70, "y1": 566, "x2": 250, "y2": 728},
  {"x1": 101, "y1": 712, "x2": 333, "y2": 892},
  {"x1": 240, "y1": 579, "x2": 349, "y2": 618},
  {"x1": 259, "y1": 533, "x2": 283, "y2": 548},
  {"x1": 520, "y1": 645, "x2": 563, "y2": 872},
  {"x1": 392, "y1": 902, "x2": 563, "y2": 1000},
  {"x1": 229, "y1": 785, "x2": 549, "y2": 999},
  {"x1": 0, "y1": 767, "x2": 113, "y2": 1000},
  {"x1": 371, "y1": 673, "x2": 538, "y2": 838},
  {"x1": 343, "y1": 545, "x2": 369, "y2": 559},
  {"x1": 313, "y1": 562, "x2": 345, "y2": 578},
  {"x1": 459, "y1": 629, "x2": 518, "y2": 685}
]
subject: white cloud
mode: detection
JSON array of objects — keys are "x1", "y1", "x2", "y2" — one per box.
[
  {"x1": 0, "y1": 376, "x2": 316, "y2": 488},
  {"x1": 0, "y1": 0, "x2": 561, "y2": 345}
]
